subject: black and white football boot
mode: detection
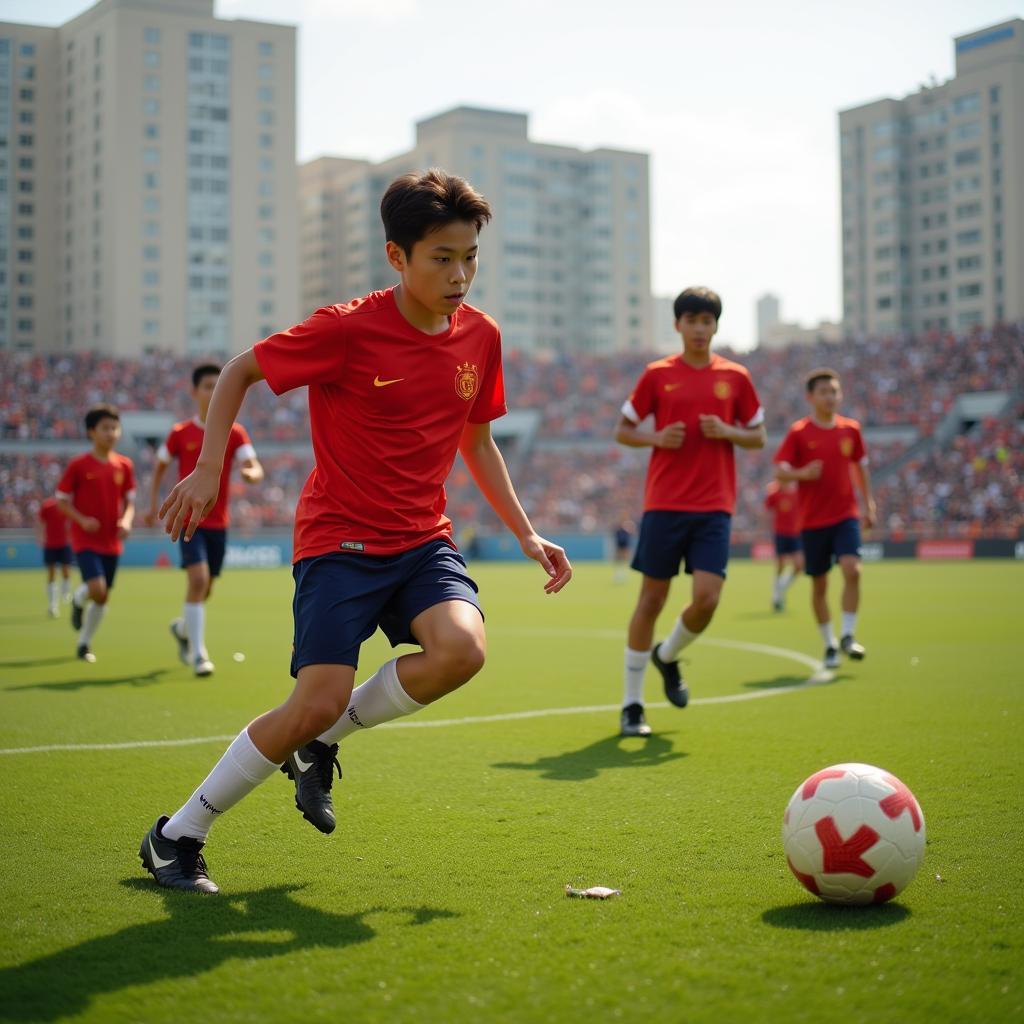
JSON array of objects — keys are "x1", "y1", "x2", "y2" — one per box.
[
  {"x1": 651, "y1": 643, "x2": 689, "y2": 708},
  {"x1": 280, "y1": 740, "x2": 342, "y2": 834},
  {"x1": 139, "y1": 816, "x2": 219, "y2": 894}
]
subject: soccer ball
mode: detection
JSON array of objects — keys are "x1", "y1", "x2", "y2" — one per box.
[{"x1": 781, "y1": 762, "x2": 926, "y2": 905}]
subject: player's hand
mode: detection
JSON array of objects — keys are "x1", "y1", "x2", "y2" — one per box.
[
  {"x1": 159, "y1": 465, "x2": 220, "y2": 542},
  {"x1": 656, "y1": 422, "x2": 685, "y2": 449},
  {"x1": 117, "y1": 521, "x2": 132, "y2": 541},
  {"x1": 240, "y1": 465, "x2": 263, "y2": 484},
  {"x1": 80, "y1": 516, "x2": 101, "y2": 533},
  {"x1": 142, "y1": 508, "x2": 157, "y2": 528},
  {"x1": 699, "y1": 414, "x2": 731, "y2": 440},
  {"x1": 863, "y1": 501, "x2": 877, "y2": 529},
  {"x1": 803, "y1": 460, "x2": 824, "y2": 481},
  {"x1": 519, "y1": 533, "x2": 573, "y2": 594}
]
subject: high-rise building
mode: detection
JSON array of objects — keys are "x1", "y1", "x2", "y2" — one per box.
[
  {"x1": 299, "y1": 106, "x2": 652, "y2": 353},
  {"x1": 839, "y1": 19, "x2": 1024, "y2": 336},
  {"x1": 756, "y1": 293, "x2": 780, "y2": 345},
  {"x1": 0, "y1": 0, "x2": 298, "y2": 356}
]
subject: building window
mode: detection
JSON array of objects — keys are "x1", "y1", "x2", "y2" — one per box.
[
  {"x1": 258, "y1": 86, "x2": 273, "y2": 103},
  {"x1": 144, "y1": 27, "x2": 161, "y2": 44},
  {"x1": 258, "y1": 64, "x2": 273, "y2": 79},
  {"x1": 951, "y1": 93, "x2": 980, "y2": 116},
  {"x1": 143, "y1": 98, "x2": 159, "y2": 116},
  {"x1": 19, "y1": 42, "x2": 36, "y2": 57},
  {"x1": 144, "y1": 75, "x2": 160, "y2": 92},
  {"x1": 258, "y1": 41, "x2": 274, "y2": 56},
  {"x1": 18, "y1": 65, "x2": 35, "y2": 80},
  {"x1": 143, "y1": 245, "x2": 160, "y2": 261}
]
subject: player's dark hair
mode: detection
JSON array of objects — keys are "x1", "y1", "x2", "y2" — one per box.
[
  {"x1": 380, "y1": 169, "x2": 492, "y2": 257},
  {"x1": 673, "y1": 286, "x2": 722, "y2": 322},
  {"x1": 806, "y1": 367, "x2": 840, "y2": 393},
  {"x1": 85, "y1": 403, "x2": 120, "y2": 431},
  {"x1": 192, "y1": 363, "x2": 221, "y2": 388}
]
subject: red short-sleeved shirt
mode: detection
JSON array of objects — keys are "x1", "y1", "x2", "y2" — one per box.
[
  {"x1": 158, "y1": 419, "x2": 255, "y2": 530},
  {"x1": 55, "y1": 451, "x2": 136, "y2": 554},
  {"x1": 253, "y1": 288, "x2": 507, "y2": 560},
  {"x1": 773, "y1": 416, "x2": 867, "y2": 530},
  {"x1": 38, "y1": 496, "x2": 70, "y2": 548},
  {"x1": 764, "y1": 481, "x2": 802, "y2": 536},
  {"x1": 622, "y1": 353, "x2": 764, "y2": 515}
]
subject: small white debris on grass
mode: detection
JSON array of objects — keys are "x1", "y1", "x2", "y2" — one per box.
[
  {"x1": 565, "y1": 885, "x2": 621, "y2": 899},
  {"x1": 233, "y1": 652, "x2": 246, "y2": 662}
]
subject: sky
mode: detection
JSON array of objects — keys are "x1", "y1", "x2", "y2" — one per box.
[{"x1": 4, "y1": 0, "x2": 1020, "y2": 348}]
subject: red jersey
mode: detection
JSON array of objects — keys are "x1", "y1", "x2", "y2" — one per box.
[
  {"x1": 55, "y1": 451, "x2": 136, "y2": 554},
  {"x1": 158, "y1": 419, "x2": 255, "y2": 530},
  {"x1": 764, "y1": 481, "x2": 802, "y2": 536},
  {"x1": 38, "y1": 496, "x2": 70, "y2": 548},
  {"x1": 622, "y1": 353, "x2": 763, "y2": 515},
  {"x1": 253, "y1": 288, "x2": 507, "y2": 560},
  {"x1": 773, "y1": 416, "x2": 867, "y2": 530}
]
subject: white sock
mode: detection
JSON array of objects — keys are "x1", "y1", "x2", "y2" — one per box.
[
  {"x1": 184, "y1": 602, "x2": 206, "y2": 660},
  {"x1": 79, "y1": 602, "x2": 106, "y2": 645},
  {"x1": 61, "y1": 577, "x2": 72, "y2": 598},
  {"x1": 622, "y1": 647, "x2": 648, "y2": 708},
  {"x1": 317, "y1": 659, "x2": 424, "y2": 744},
  {"x1": 73, "y1": 583, "x2": 88, "y2": 607},
  {"x1": 779, "y1": 569, "x2": 796, "y2": 592},
  {"x1": 841, "y1": 611, "x2": 857, "y2": 638},
  {"x1": 658, "y1": 618, "x2": 699, "y2": 662},
  {"x1": 772, "y1": 576, "x2": 783, "y2": 601},
  {"x1": 819, "y1": 621, "x2": 837, "y2": 647},
  {"x1": 47, "y1": 582, "x2": 59, "y2": 611},
  {"x1": 162, "y1": 728, "x2": 279, "y2": 842}
]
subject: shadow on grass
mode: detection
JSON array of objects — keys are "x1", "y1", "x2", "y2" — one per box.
[
  {"x1": 493, "y1": 731, "x2": 686, "y2": 781},
  {"x1": 0, "y1": 880, "x2": 459, "y2": 1022},
  {"x1": 8, "y1": 668, "x2": 170, "y2": 692},
  {"x1": 0, "y1": 656, "x2": 77, "y2": 669},
  {"x1": 762, "y1": 901, "x2": 911, "y2": 931}
]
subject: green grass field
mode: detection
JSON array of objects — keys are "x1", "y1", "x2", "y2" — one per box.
[{"x1": 0, "y1": 560, "x2": 1021, "y2": 1023}]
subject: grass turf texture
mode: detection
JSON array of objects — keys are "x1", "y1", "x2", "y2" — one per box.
[{"x1": 0, "y1": 560, "x2": 1020, "y2": 1024}]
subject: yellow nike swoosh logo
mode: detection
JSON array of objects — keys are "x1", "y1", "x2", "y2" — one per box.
[
  {"x1": 374, "y1": 376, "x2": 404, "y2": 387},
  {"x1": 664, "y1": 383, "x2": 681, "y2": 391}
]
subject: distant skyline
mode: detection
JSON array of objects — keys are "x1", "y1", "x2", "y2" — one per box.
[{"x1": 5, "y1": 0, "x2": 1020, "y2": 349}]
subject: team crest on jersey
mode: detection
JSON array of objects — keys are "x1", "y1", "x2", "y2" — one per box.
[
  {"x1": 714, "y1": 380, "x2": 731, "y2": 400},
  {"x1": 840, "y1": 437, "x2": 854, "y2": 457},
  {"x1": 114, "y1": 470, "x2": 124, "y2": 486},
  {"x1": 186, "y1": 442, "x2": 199, "y2": 451},
  {"x1": 455, "y1": 362, "x2": 479, "y2": 401}
]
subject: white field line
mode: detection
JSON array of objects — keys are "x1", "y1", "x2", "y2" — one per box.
[{"x1": 0, "y1": 634, "x2": 831, "y2": 756}]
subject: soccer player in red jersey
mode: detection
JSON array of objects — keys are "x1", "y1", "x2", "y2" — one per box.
[
  {"x1": 774, "y1": 368, "x2": 876, "y2": 669},
  {"x1": 764, "y1": 480, "x2": 804, "y2": 612},
  {"x1": 36, "y1": 496, "x2": 73, "y2": 616},
  {"x1": 139, "y1": 170, "x2": 572, "y2": 893},
  {"x1": 146, "y1": 364, "x2": 263, "y2": 677},
  {"x1": 615, "y1": 287, "x2": 765, "y2": 737},
  {"x1": 55, "y1": 405, "x2": 136, "y2": 663}
]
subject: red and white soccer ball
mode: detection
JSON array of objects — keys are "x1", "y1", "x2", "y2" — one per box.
[{"x1": 782, "y1": 763, "x2": 926, "y2": 905}]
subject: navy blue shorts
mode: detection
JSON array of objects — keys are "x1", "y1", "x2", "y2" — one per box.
[
  {"x1": 290, "y1": 539, "x2": 482, "y2": 676},
  {"x1": 774, "y1": 533, "x2": 802, "y2": 556},
  {"x1": 631, "y1": 510, "x2": 732, "y2": 579},
  {"x1": 180, "y1": 527, "x2": 227, "y2": 577},
  {"x1": 43, "y1": 545, "x2": 73, "y2": 566},
  {"x1": 801, "y1": 518, "x2": 862, "y2": 577},
  {"x1": 76, "y1": 550, "x2": 119, "y2": 588}
]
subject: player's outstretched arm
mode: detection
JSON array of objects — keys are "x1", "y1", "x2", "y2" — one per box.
[
  {"x1": 160, "y1": 349, "x2": 265, "y2": 542},
  {"x1": 459, "y1": 421, "x2": 572, "y2": 594},
  {"x1": 145, "y1": 459, "x2": 169, "y2": 527}
]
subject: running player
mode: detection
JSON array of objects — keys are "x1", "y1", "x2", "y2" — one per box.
[
  {"x1": 146, "y1": 364, "x2": 263, "y2": 677},
  {"x1": 55, "y1": 405, "x2": 136, "y2": 663},
  {"x1": 36, "y1": 496, "x2": 73, "y2": 617},
  {"x1": 774, "y1": 367, "x2": 876, "y2": 669},
  {"x1": 764, "y1": 479, "x2": 803, "y2": 612},
  {"x1": 615, "y1": 287, "x2": 765, "y2": 737},
  {"x1": 139, "y1": 169, "x2": 572, "y2": 893}
]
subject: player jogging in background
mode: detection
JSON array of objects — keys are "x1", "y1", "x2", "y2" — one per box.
[
  {"x1": 774, "y1": 367, "x2": 876, "y2": 670},
  {"x1": 614, "y1": 287, "x2": 765, "y2": 738},
  {"x1": 146, "y1": 364, "x2": 264, "y2": 678},
  {"x1": 36, "y1": 496, "x2": 73, "y2": 617},
  {"x1": 764, "y1": 480, "x2": 804, "y2": 612},
  {"x1": 611, "y1": 519, "x2": 635, "y2": 584},
  {"x1": 55, "y1": 404, "x2": 136, "y2": 663},
  {"x1": 139, "y1": 169, "x2": 572, "y2": 894}
]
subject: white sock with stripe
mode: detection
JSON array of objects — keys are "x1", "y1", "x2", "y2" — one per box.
[
  {"x1": 622, "y1": 647, "x2": 648, "y2": 708},
  {"x1": 317, "y1": 660, "x2": 424, "y2": 744},
  {"x1": 79, "y1": 602, "x2": 106, "y2": 645}
]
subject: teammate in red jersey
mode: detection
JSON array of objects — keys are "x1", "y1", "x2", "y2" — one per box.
[
  {"x1": 614, "y1": 287, "x2": 765, "y2": 737},
  {"x1": 139, "y1": 170, "x2": 572, "y2": 894},
  {"x1": 55, "y1": 405, "x2": 136, "y2": 663},
  {"x1": 36, "y1": 496, "x2": 73, "y2": 616},
  {"x1": 774, "y1": 368, "x2": 876, "y2": 670},
  {"x1": 764, "y1": 480, "x2": 804, "y2": 612},
  {"x1": 146, "y1": 364, "x2": 263, "y2": 677}
]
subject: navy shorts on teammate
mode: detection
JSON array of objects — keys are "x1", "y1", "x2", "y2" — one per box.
[
  {"x1": 774, "y1": 533, "x2": 802, "y2": 557},
  {"x1": 180, "y1": 527, "x2": 227, "y2": 577},
  {"x1": 801, "y1": 517, "x2": 862, "y2": 577},
  {"x1": 631, "y1": 510, "x2": 732, "y2": 580},
  {"x1": 43, "y1": 545, "x2": 73, "y2": 566},
  {"x1": 76, "y1": 549, "x2": 119, "y2": 588},
  {"x1": 290, "y1": 538, "x2": 482, "y2": 676}
]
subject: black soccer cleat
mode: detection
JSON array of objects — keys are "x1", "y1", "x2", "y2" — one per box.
[
  {"x1": 651, "y1": 643, "x2": 689, "y2": 708},
  {"x1": 823, "y1": 645, "x2": 840, "y2": 670},
  {"x1": 71, "y1": 599, "x2": 83, "y2": 632},
  {"x1": 620, "y1": 703, "x2": 652, "y2": 738},
  {"x1": 169, "y1": 620, "x2": 189, "y2": 666},
  {"x1": 280, "y1": 740, "x2": 342, "y2": 835},
  {"x1": 841, "y1": 635, "x2": 866, "y2": 660},
  {"x1": 76, "y1": 643, "x2": 96, "y2": 664},
  {"x1": 139, "y1": 816, "x2": 219, "y2": 894}
]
